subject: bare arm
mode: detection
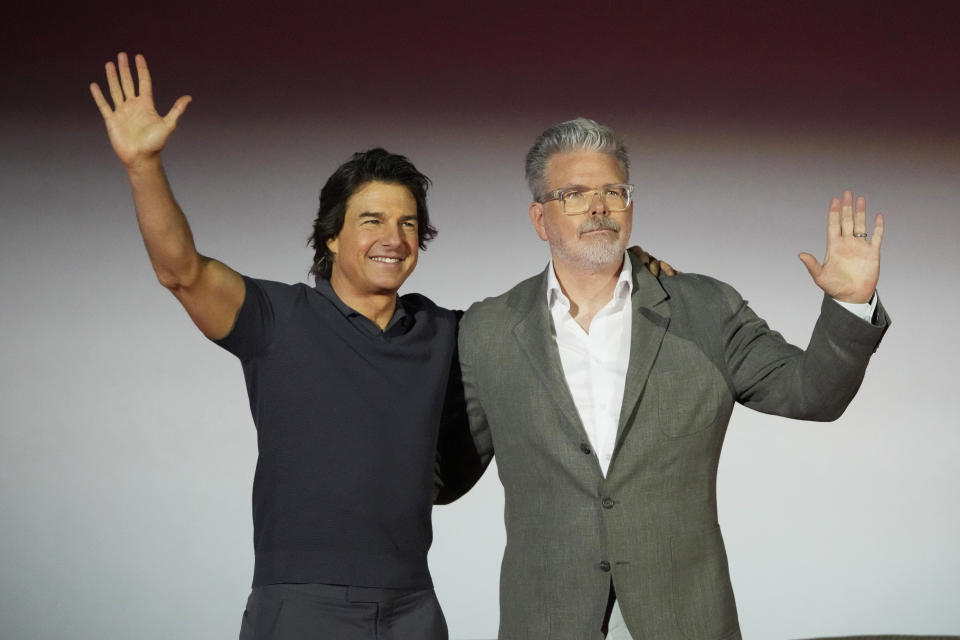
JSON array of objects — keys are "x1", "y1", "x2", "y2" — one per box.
[{"x1": 90, "y1": 52, "x2": 243, "y2": 339}]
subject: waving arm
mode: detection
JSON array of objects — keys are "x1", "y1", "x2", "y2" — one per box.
[{"x1": 91, "y1": 53, "x2": 244, "y2": 339}]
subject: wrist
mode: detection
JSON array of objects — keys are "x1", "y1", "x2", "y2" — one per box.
[{"x1": 125, "y1": 154, "x2": 164, "y2": 178}]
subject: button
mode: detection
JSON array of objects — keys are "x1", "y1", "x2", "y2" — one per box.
[
  {"x1": 599, "y1": 560, "x2": 611, "y2": 572},
  {"x1": 580, "y1": 443, "x2": 592, "y2": 455},
  {"x1": 601, "y1": 497, "x2": 615, "y2": 509}
]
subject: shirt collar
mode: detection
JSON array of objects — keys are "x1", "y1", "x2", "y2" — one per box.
[
  {"x1": 546, "y1": 251, "x2": 634, "y2": 310},
  {"x1": 314, "y1": 277, "x2": 410, "y2": 335}
]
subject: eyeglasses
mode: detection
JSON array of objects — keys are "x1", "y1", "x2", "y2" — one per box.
[{"x1": 540, "y1": 184, "x2": 635, "y2": 215}]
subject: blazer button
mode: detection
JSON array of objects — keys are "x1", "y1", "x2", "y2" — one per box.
[
  {"x1": 601, "y1": 497, "x2": 615, "y2": 509},
  {"x1": 599, "y1": 560, "x2": 611, "y2": 572},
  {"x1": 580, "y1": 443, "x2": 591, "y2": 455}
]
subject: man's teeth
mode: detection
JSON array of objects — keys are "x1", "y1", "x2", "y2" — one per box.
[{"x1": 371, "y1": 257, "x2": 402, "y2": 263}]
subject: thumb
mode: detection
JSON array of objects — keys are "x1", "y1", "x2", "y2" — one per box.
[
  {"x1": 163, "y1": 95, "x2": 192, "y2": 127},
  {"x1": 797, "y1": 252, "x2": 821, "y2": 279}
]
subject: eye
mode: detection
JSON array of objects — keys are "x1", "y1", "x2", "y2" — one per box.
[
  {"x1": 401, "y1": 220, "x2": 418, "y2": 229},
  {"x1": 562, "y1": 190, "x2": 587, "y2": 202}
]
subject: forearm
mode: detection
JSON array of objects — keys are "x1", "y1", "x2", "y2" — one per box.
[
  {"x1": 433, "y1": 338, "x2": 493, "y2": 504},
  {"x1": 731, "y1": 293, "x2": 889, "y2": 421},
  {"x1": 127, "y1": 156, "x2": 202, "y2": 290}
]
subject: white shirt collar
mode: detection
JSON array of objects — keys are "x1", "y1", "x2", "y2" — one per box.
[{"x1": 546, "y1": 252, "x2": 634, "y2": 309}]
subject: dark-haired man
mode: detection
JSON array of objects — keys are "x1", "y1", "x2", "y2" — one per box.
[{"x1": 91, "y1": 52, "x2": 483, "y2": 640}]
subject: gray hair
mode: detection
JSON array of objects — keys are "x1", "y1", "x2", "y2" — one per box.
[{"x1": 524, "y1": 117, "x2": 630, "y2": 201}]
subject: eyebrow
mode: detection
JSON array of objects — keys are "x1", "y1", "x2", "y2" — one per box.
[
  {"x1": 357, "y1": 212, "x2": 418, "y2": 222},
  {"x1": 560, "y1": 183, "x2": 623, "y2": 190}
]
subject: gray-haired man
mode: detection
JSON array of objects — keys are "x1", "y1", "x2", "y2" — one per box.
[{"x1": 459, "y1": 118, "x2": 889, "y2": 639}]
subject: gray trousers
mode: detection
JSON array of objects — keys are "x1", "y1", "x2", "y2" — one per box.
[{"x1": 238, "y1": 583, "x2": 448, "y2": 640}]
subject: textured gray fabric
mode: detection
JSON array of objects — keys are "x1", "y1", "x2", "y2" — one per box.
[{"x1": 459, "y1": 253, "x2": 890, "y2": 640}]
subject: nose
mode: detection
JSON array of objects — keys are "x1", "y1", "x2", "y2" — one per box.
[
  {"x1": 379, "y1": 222, "x2": 403, "y2": 247},
  {"x1": 587, "y1": 190, "x2": 609, "y2": 216}
]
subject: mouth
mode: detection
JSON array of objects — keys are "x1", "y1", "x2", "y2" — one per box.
[
  {"x1": 369, "y1": 256, "x2": 404, "y2": 264},
  {"x1": 579, "y1": 219, "x2": 620, "y2": 237},
  {"x1": 581, "y1": 228, "x2": 615, "y2": 235},
  {"x1": 579, "y1": 228, "x2": 618, "y2": 239}
]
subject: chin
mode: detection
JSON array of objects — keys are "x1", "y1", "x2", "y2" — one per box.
[{"x1": 578, "y1": 241, "x2": 625, "y2": 267}]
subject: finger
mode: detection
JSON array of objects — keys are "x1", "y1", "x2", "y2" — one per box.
[
  {"x1": 117, "y1": 52, "x2": 136, "y2": 100},
  {"x1": 827, "y1": 196, "x2": 841, "y2": 240},
  {"x1": 105, "y1": 60, "x2": 124, "y2": 107},
  {"x1": 840, "y1": 190, "x2": 854, "y2": 237},
  {"x1": 869, "y1": 213, "x2": 885, "y2": 248},
  {"x1": 135, "y1": 54, "x2": 152, "y2": 98},
  {"x1": 163, "y1": 95, "x2": 192, "y2": 127},
  {"x1": 627, "y1": 245, "x2": 650, "y2": 263},
  {"x1": 853, "y1": 195, "x2": 867, "y2": 238},
  {"x1": 661, "y1": 260, "x2": 676, "y2": 277},
  {"x1": 798, "y1": 252, "x2": 822, "y2": 279},
  {"x1": 89, "y1": 83, "x2": 113, "y2": 119}
]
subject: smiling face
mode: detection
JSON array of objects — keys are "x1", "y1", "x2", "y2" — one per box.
[
  {"x1": 326, "y1": 181, "x2": 419, "y2": 302},
  {"x1": 530, "y1": 150, "x2": 632, "y2": 271}
]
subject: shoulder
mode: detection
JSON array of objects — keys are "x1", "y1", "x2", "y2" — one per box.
[
  {"x1": 400, "y1": 291, "x2": 461, "y2": 325},
  {"x1": 463, "y1": 271, "x2": 544, "y2": 324},
  {"x1": 238, "y1": 276, "x2": 320, "y2": 329},
  {"x1": 460, "y1": 271, "x2": 544, "y2": 354},
  {"x1": 657, "y1": 271, "x2": 745, "y2": 312},
  {"x1": 242, "y1": 275, "x2": 313, "y2": 301}
]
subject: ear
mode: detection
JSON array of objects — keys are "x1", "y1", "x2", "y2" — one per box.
[
  {"x1": 529, "y1": 202, "x2": 549, "y2": 242},
  {"x1": 326, "y1": 235, "x2": 339, "y2": 256}
]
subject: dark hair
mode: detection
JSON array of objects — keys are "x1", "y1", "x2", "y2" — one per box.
[{"x1": 308, "y1": 148, "x2": 437, "y2": 279}]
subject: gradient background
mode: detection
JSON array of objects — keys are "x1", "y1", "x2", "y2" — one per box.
[{"x1": 2, "y1": 1, "x2": 959, "y2": 638}]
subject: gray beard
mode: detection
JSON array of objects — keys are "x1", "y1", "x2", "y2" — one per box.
[{"x1": 548, "y1": 217, "x2": 627, "y2": 269}]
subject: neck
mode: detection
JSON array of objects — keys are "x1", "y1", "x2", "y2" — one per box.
[
  {"x1": 328, "y1": 277, "x2": 398, "y2": 330},
  {"x1": 552, "y1": 254, "x2": 624, "y2": 331}
]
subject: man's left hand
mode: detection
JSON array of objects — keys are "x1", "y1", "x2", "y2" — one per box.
[{"x1": 799, "y1": 190, "x2": 884, "y2": 303}]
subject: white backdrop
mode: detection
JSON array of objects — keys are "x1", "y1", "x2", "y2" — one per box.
[{"x1": 1, "y1": 108, "x2": 958, "y2": 638}]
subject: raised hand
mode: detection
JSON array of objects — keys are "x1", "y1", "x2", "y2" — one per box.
[
  {"x1": 90, "y1": 52, "x2": 191, "y2": 169},
  {"x1": 798, "y1": 190, "x2": 884, "y2": 304}
]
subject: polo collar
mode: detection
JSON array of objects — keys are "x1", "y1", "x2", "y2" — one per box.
[{"x1": 314, "y1": 277, "x2": 411, "y2": 335}]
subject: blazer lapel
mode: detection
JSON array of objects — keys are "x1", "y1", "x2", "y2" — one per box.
[
  {"x1": 614, "y1": 255, "x2": 671, "y2": 451},
  {"x1": 511, "y1": 267, "x2": 591, "y2": 445}
]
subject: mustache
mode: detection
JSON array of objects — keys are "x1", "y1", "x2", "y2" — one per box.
[{"x1": 578, "y1": 216, "x2": 620, "y2": 235}]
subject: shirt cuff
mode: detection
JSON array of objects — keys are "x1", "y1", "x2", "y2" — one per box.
[{"x1": 833, "y1": 291, "x2": 878, "y2": 324}]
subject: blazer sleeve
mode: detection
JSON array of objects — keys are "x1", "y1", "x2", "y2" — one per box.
[{"x1": 722, "y1": 285, "x2": 890, "y2": 421}]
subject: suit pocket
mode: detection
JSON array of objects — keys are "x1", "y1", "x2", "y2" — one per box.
[
  {"x1": 656, "y1": 368, "x2": 726, "y2": 438},
  {"x1": 670, "y1": 525, "x2": 740, "y2": 640}
]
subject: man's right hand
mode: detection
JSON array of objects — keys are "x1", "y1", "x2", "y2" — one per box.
[
  {"x1": 90, "y1": 52, "x2": 192, "y2": 170},
  {"x1": 90, "y1": 52, "x2": 244, "y2": 340}
]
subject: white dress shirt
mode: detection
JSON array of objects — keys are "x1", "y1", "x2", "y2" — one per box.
[{"x1": 547, "y1": 254, "x2": 634, "y2": 477}]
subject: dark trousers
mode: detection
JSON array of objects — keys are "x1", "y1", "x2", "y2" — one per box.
[{"x1": 238, "y1": 583, "x2": 448, "y2": 640}]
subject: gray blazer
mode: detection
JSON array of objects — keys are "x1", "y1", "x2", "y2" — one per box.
[{"x1": 459, "y1": 254, "x2": 890, "y2": 640}]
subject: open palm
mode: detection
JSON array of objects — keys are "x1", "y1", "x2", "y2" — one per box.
[
  {"x1": 90, "y1": 52, "x2": 191, "y2": 168},
  {"x1": 798, "y1": 190, "x2": 884, "y2": 304}
]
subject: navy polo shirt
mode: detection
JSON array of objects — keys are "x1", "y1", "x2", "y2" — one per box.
[{"x1": 215, "y1": 275, "x2": 461, "y2": 589}]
